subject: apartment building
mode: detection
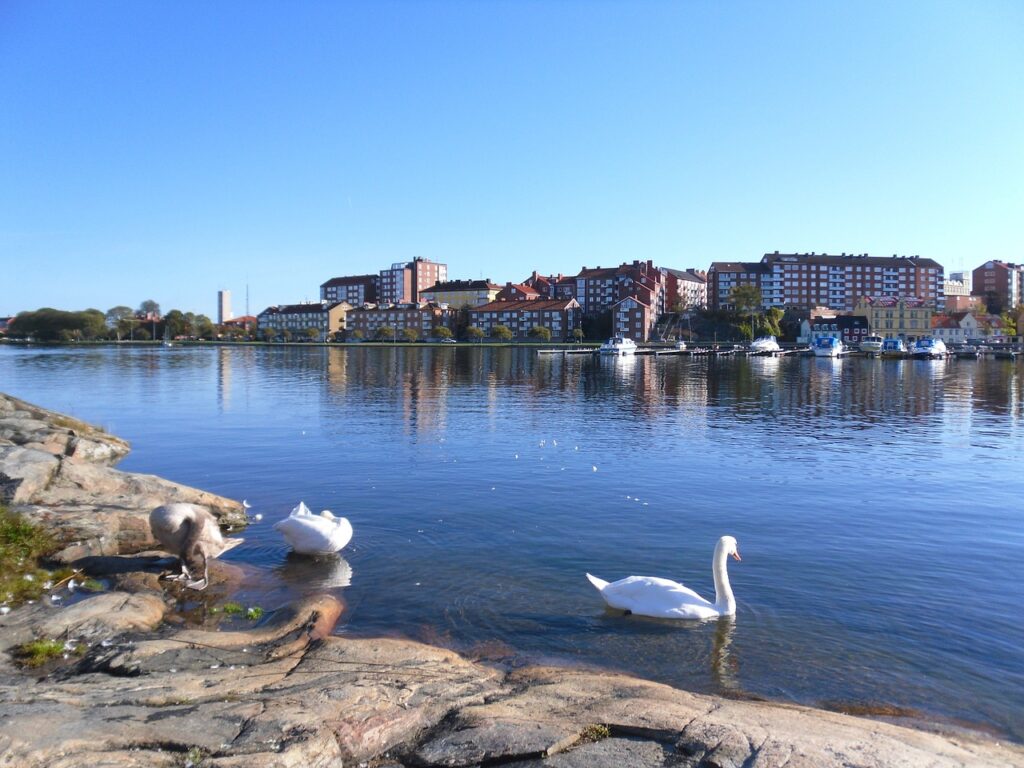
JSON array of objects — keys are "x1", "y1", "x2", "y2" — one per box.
[
  {"x1": 469, "y1": 298, "x2": 581, "y2": 340},
  {"x1": 523, "y1": 272, "x2": 576, "y2": 300},
  {"x1": 972, "y1": 260, "x2": 1023, "y2": 312},
  {"x1": 496, "y1": 282, "x2": 541, "y2": 301},
  {"x1": 320, "y1": 274, "x2": 378, "y2": 305},
  {"x1": 574, "y1": 260, "x2": 666, "y2": 317},
  {"x1": 663, "y1": 268, "x2": 708, "y2": 311},
  {"x1": 709, "y1": 252, "x2": 944, "y2": 312},
  {"x1": 378, "y1": 258, "x2": 447, "y2": 303},
  {"x1": 853, "y1": 296, "x2": 932, "y2": 341},
  {"x1": 346, "y1": 302, "x2": 456, "y2": 339},
  {"x1": 612, "y1": 296, "x2": 655, "y2": 341},
  {"x1": 419, "y1": 279, "x2": 501, "y2": 308},
  {"x1": 257, "y1": 301, "x2": 351, "y2": 341}
]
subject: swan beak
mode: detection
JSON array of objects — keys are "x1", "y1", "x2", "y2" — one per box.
[{"x1": 731, "y1": 551, "x2": 742, "y2": 561}]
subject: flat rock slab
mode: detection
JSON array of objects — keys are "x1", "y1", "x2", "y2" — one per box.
[
  {"x1": 0, "y1": 393, "x2": 130, "y2": 463},
  {"x1": 508, "y1": 737, "x2": 673, "y2": 768},
  {"x1": 1, "y1": 593, "x2": 1022, "y2": 768}
]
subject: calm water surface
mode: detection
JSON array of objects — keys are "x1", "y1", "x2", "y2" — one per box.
[{"x1": 2, "y1": 345, "x2": 1022, "y2": 739}]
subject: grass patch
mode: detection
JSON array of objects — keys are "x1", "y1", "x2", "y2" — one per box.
[
  {"x1": 177, "y1": 746, "x2": 208, "y2": 767},
  {"x1": 245, "y1": 606, "x2": 264, "y2": 621},
  {"x1": 578, "y1": 724, "x2": 611, "y2": 743},
  {"x1": 0, "y1": 506, "x2": 60, "y2": 607},
  {"x1": 49, "y1": 414, "x2": 93, "y2": 433},
  {"x1": 221, "y1": 602, "x2": 244, "y2": 616},
  {"x1": 14, "y1": 637, "x2": 85, "y2": 668}
]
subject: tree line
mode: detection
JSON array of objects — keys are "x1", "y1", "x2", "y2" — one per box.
[{"x1": 7, "y1": 301, "x2": 221, "y2": 342}]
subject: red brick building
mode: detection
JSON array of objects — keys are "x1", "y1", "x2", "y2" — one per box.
[
  {"x1": 469, "y1": 299, "x2": 581, "y2": 340},
  {"x1": 346, "y1": 302, "x2": 456, "y2": 339}
]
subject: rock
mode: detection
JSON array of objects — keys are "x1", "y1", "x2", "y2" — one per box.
[
  {"x1": 35, "y1": 592, "x2": 166, "y2": 642},
  {"x1": 0, "y1": 393, "x2": 130, "y2": 463},
  {"x1": 0, "y1": 446, "x2": 59, "y2": 504},
  {"x1": 1, "y1": 392, "x2": 245, "y2": 561},
  {"x1": 0, "y1": 594, "x2": 1021, "y2": 768},
  {"x1": 509, "y1": 737, "x2": 672, "y2": 767}
]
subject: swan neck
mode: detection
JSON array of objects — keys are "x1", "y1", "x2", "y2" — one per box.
[{"x1": 712, "y1": 542, "x2": 736, "y2": 615}]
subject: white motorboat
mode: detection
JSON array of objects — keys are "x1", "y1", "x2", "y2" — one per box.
[
  {"x1": 674, "y1": 340, "x2": 687, "y2": 351},
  {"x1": 880, "y1": 338, "x2": 907, "y2": 358},
  {"x1": 812, "y1": 336, "x2": 845, "y2": 358},
  {"x1": 599, "y1": 336, "x2": 638, "y2": 356},
  {"x1": 860, "y1": 335, "x2": 884, "y2": 355},
  {"x1": 749, "y1": 335, "x2": 781, "y2": 355},
  {"x1": 911, "y1": 337, "x2": 948, "y2": 359}
]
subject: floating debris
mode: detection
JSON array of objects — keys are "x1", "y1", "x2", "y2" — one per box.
[{"x1": 242, "y1": 500, "x2": 252, "y2": 509}]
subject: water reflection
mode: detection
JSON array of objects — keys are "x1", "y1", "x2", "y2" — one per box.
[
  {"x1": 274, "y1": 553, "x2": 353, "y2": 590},
  {"x1": 711, "y1": 616, "x2": 739, "y2": 692}
]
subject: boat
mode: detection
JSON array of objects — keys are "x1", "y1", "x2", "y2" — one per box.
[
  {"x1": 910, "y1": 337, "x2": 948, "y2": 359},
  {"x1": 880, "y1": 338, "x2": 908, "y2": 358},
  {"x1": 860, "y1": 335, "x2": 884, "y2": 355},
  {"x1": 599, "y1": 336, "x2": 638, "y2": 356},
  {"x1": 812, "y1": 336, "x2": 845, "y2": 358},
  {"x1": 954, "y1": 344, "x2": 980, "y2": 359},
  {"x1": 749, "y1": 335, "x2": 781, "y2": 355},
  {"x1": 674, "y1": 340, "x2": 687, "y2": 351}
]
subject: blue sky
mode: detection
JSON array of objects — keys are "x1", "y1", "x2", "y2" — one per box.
[{"x1": 2, "y1": 1, "x2": 1022, "y2": 318}]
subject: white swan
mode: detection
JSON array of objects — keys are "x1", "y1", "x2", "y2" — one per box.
[
  {"x1": 149, "y1": 503, "x2": 244, "y2": 590},
  {"x1": 586, "y1": 535, "x2": 741, "y2": 620},
  {"x1": 274, "y1": 501, "x2": 353, "y2": 555}
]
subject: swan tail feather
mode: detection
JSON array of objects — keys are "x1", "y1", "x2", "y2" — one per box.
[{"x1": 585, "y1": 573, "x2": 609, "y2": 591}]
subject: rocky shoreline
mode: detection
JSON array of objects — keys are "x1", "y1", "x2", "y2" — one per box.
[{"x1": 0, "y1": 392, "x2": 1021, "y2": 767}]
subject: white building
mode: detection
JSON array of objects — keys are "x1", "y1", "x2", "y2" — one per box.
[{"x1": 217, "y1": 290, "x2": 233, "y2": 324}]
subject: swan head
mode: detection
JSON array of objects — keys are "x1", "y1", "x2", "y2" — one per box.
[{"x1": 719, "y1": 535, "x2": 741, "y2": 561}]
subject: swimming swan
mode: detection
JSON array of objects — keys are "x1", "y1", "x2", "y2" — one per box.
[
  {"x1": 586, "y1": 535, "x2": 741, "y2": 620},
  {"x1": 274, "y1": 501, "x2": 353, "y2": 555},
  {"x1": 149, "y1": 503, "x2": 244, "y2": 590}
]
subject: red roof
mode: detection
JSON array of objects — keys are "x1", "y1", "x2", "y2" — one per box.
[{"x1": 470, "y1": 298, "x2": 579, "y2": 313}]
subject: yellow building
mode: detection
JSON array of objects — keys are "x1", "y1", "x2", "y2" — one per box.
[
  {"x1": 419, "y1": 280, "x2": 501, "y2": 308},
  {"x1": 853, "y1": 296, "x2": 933, "y2": 341}
]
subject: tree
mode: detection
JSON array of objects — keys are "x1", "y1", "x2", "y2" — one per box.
[
  {"x1": 729, "y1": 285, "x2": 762, "y2": 316},
  {"x1": 262, "y1": 328, "x2": 276, "y2": 342},
  {"x1": 304, "y1": 327, "x2": 321, "y2": 341},
  {"x1": 8, "y1": 308, "x2": 107, "y2": 341},
  {"x1": 729, "y1": 285, "x2": 763, "y2": 340},
  {"x1": 493, "y1": 325, "x2": 513, "y2": 342},
  {"x1": 163, "y1": 310, "x2": 187, "y2": 339},
  {"x1": 351, "y1": 329, "x2": 365, "y2": 341},
  {"x1": 376, "y1": 325, "x2": 396, "y2": 341},
  {"x1": 194, "y1": 315, "x2": 215, "y2": 340},
  {"x1": 465, "y1": 326, "x2": 485, "y2": 343},
  {"x1": 280, "y1": 329, "x2": 293, "y2": 342},
  {"x1": 402, "y1": 327, "x2": 419, "y2": 343},
  {"x1": 572, "y1": 328, "x2": 585, "y2": 344},
  {"x1": 134, "y1": 327, "x2": 151, "y2": 341},
  {"x1": 528, "y1": 325, "x2": 551, "y2": 342},
  {"x1": 138, "y1": 299, "x2": 160, "y2": 317},
  {"x1": 105, "y1": 306, "x2": 133, "y2": 339},
  {"x1": 433, "y1": 326, "x2": 453, "y2": 340}
]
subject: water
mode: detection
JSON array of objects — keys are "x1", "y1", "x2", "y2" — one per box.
[{"x1": 2, "y1": 344, "x2": 1022, "y2": 740}]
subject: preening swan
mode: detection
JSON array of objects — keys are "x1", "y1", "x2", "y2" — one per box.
[
  {"x1": 274, "y1": 501, "x2": 353, "y2": 555},
  {"x1": 586, "y1": 535, "x2": 741, "y2": 620},
  {"x1": 149, "y1": 503, "x2": 244, "y2": 590}
]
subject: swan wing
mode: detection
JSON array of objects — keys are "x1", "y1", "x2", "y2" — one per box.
[
  {"x1": 275, "y1": 514, "x2": 352, "y2": 554},
  {"x1": 598, "y1": 575, "x2": 717, "y2": 619}
]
